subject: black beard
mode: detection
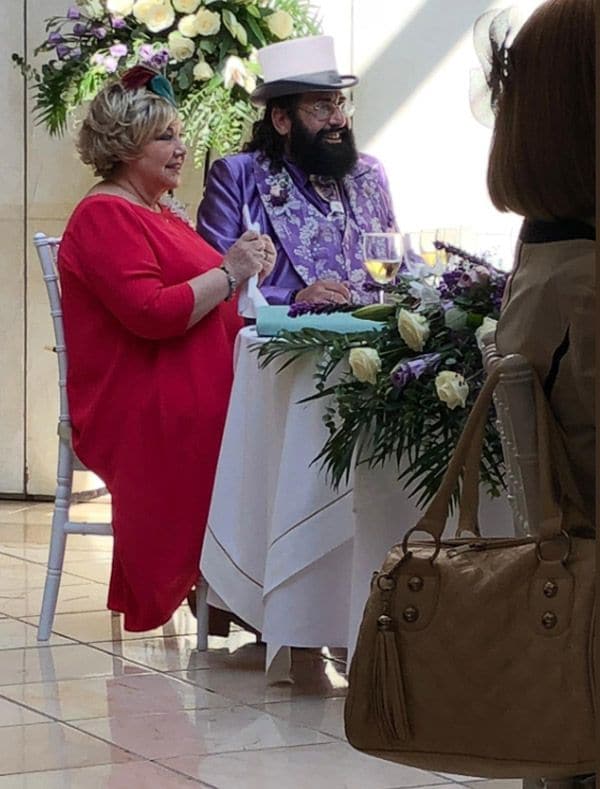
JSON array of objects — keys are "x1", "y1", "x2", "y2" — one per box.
[{"x1": 288, "y1": 115, "x2": 358, "y2": 178}]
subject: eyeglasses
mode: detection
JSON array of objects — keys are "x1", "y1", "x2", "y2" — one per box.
[{"x1": 297, "y1": 98, "x2": 355, "y2": 123}]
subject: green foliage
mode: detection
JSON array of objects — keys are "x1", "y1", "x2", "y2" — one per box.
[
  {"x1": 11, "y1": 0, "x2": 321, "y2": 163},
  {"x1": 256, "y1": 259, "x2": 508, "y2": 506},
  {"x1": 180, "y1": 81, "x2": 258, "y2": 166}
]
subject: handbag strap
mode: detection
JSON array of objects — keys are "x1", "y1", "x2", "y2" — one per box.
[
  {"x1": 414, "y1": 368, "x2": 498, "y2": 538},
  {"x1": 457, "y1": 368, "x2": 564, "y2": 539},
  {"x1": 413, "y1": 360, "x2": 566, "y2": 544}
]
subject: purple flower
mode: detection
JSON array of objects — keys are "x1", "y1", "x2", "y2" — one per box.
[
  {"x1": 457, "y1": 272, "x2": 476, "y2": 289},
  {"x1": 390, "y1": 353, "x2": 441, "y2": 391},
  {"x1": 92, "y1": 26, "x2": 107, "y2": 39},
  {"x1": 110, "y1": 16, "x2": 126, "y2": 29},
  {"x1": 138, "y1": 43, "x2": 155, "y2": 62},
  {"x1": 457, "y1": 265, "x2": 491, "y2": 290},
  {"x1": 91, "y1": 52, "x2": 119, "y2": 72},
  {"x1": 48, "y1": 31, "x2": 64, "y2": 44},
  {"x1": 67, "y1": 6, "x2": 80, "y2": 19},
  {"x1": 72, "y1": 22, "x2": 88, "y2": 36},
  {"x1": 109, "y1": 43, "x2": 128, "y2": 58},
  {"x1": 149, "y1": 49, "x2": 169, "y2": 68},
  {"x1": 70, "y1": 46, "x2": 82, "y2": 60},
  {"x1": 138, "y1": 44, "x2": 169, "y2": 68},
  {"x1": 56, "y1": 43, "x2": 71, "y2": 60},
  {"x1": 441, "y1": 269, "x2": 463, "y2": 291},
  {"x1": 103, "y1": 55, "x2": 118, "y2": 73}
]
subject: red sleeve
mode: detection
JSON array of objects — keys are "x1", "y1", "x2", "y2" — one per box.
[{"x1": 60, "y1": 199, "x2": 195, "y2": 340}]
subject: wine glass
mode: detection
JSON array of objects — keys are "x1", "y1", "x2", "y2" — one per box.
[
  {"x1": 419, "y1": 229, "x2": 456, "y2": 272},
  {"x1": 362, "y1": 232, "x2": 404, "y2": 304}
]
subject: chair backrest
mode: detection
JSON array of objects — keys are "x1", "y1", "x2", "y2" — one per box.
[
  {"x1": 481, "y1": 336, "x2": 540, "y2": 536},
  {"x1": 33, "y1": 232, "x2": 71, "y2": 442}
]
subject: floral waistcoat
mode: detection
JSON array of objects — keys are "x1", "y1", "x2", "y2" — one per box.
[{"x1": 253, "y1": 154, "x2": 396, "y2": 300}]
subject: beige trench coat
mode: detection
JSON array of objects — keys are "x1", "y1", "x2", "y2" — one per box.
[{"x1": 495, "y1": 230, "x2": 595, "y2": 525}]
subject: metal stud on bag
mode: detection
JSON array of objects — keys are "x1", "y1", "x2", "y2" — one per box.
[
  {"x1": 407, "y1": 576, "x2": 424, "y2": 592},
  {"x1": 403, "y1": 606, "x2": 419, "y2": 623},
  {"x1": 377, "y1": 614, "x2": 393, "y2": 631},
  {"x1": 541, "y1": 611, "x2": 558, "y2": 629},
  {"x1": 543, "y1": 580, "x2": 558, "y2": 598}
]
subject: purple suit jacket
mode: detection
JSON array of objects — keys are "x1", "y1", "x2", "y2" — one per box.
[{"x1": 196, "y1": 151, "x2": 397, "y2": 304}]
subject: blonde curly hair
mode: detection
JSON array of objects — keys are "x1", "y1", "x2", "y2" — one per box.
[{"x1": 77, "y1": 81, "x2": 179, "y2": 179}]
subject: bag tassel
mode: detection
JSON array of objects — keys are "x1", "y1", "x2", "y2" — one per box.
[{"x1": 372, "y1": 612, "x2": 410, "y2": 742}]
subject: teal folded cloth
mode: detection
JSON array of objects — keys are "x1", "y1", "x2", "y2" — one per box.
[{"x1": 256, "y1": 306, "x2": 384, "y2": 336}]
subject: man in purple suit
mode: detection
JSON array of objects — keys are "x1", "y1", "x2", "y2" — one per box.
[{"x1": 197, "y1": 35, "x2": 397, "y2": 306}]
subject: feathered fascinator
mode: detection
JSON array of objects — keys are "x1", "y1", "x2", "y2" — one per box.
[
  {"x1": 120, "y1": 65, "x2": 177, "y2": 107},
  {"x1": 469, "y1": 7, "x2": 522, "y2": 127}
]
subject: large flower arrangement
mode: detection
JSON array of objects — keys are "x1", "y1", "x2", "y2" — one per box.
[
  {"x1": 256, "y1": 243, "x2": 509, "y2": 505},
  {"x1": 12, "y1": 0, "x2": 320, "y2": 165}
]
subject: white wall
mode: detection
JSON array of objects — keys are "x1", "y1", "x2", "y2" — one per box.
[
  {"x1": 1, "y1": 0, "x2": 544, "y2": 495},
  {"x1": 0, "y1": 1, "x2": 26, "y2": 494},
  {"x1": 320, "y1": 0, "x2": 544, "y2": 264}
]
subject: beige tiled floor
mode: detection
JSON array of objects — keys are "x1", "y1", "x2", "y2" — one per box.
[{"x1": 0, "y1": 498, "x2": 522, "y2": 788}]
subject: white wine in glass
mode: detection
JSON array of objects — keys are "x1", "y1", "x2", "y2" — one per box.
[
  {"x1": 362, "y1": 232, "x2": 404, "y2": 303},
  {"x1": 363, "y1": 259, "x2": 401, "y2": 284}
]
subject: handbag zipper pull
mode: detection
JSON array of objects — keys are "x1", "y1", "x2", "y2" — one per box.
[{"x1": 447, "y1": 542, "x2": 486, "y2": 557}]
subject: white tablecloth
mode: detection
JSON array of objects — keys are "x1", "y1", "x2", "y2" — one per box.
[{"x1": 202, "y1": 327, "x2": 514, "y2": 674}]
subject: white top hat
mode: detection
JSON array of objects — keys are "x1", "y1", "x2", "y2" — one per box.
[{"x1": 250, "y1": 35, "x2": 358, "y2": 105}]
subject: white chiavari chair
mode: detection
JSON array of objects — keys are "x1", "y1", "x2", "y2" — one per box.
[{"x1": 33, "y1": 232, "x2": 208, "y2": 648}]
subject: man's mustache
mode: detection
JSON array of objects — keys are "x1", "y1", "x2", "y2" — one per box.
[{"x1": 315, "y1": 127, "x2": 351, "y2": 142}]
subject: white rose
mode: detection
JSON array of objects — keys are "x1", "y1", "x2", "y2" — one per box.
[
  {"x1": 194, "y1": 7, "x2": 221, "y2": 36},
  {"x1": 475, "y1": 316, "x2": 498, "y2": 352},
  {"x1": 397, "y1": 308, "x2": 430, "y2": 352},
  {"x1": 167, "y1": 31, "x2": 195, "y2": 61},
  {"x1": 137, "y1": 0, "x2": 175, "y2": 32},
  {"x1": 178, "y1": 14, "x2": 199, "y2": 37},
  {"x1": 435, "y1": 370, "x2": 469, "y2": 410},
  {"x1": 132, "y1": 0, "x2": 156, "y2": 24},
  {"x1": 349, "y1": 347, "x2": 381, "y2": 385},
  {"x1": 106, "y1": 0, "x2": 134, "y2": 14},
  {"x1": 193, "y1": 60, "x2": 214, "y2": 81},
  {"x1": 173, "y1": 0, "x2": 200, "y2": 12},
  {"x1": 223, "y1": 55, "x2": 254, "y2": 92},
  {"x1": 266, "y1": 9, "x2": 294, "y2": 39}
]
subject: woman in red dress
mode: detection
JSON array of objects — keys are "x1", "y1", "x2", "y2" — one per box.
[{"x1": 58, "y1": 67, "x2": 275, "y2": 631}]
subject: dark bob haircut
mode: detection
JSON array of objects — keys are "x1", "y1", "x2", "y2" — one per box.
[{"x1": 487, "y1": 0, "x2": 595, "y2": 220}]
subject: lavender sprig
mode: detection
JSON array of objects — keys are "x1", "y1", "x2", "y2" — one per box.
[
  {"x1": 433, "y1": 241, "x2": 490, "y2": 267},
  {"x1": 363, "y1": 282, "x2": 398, "y2": 294},
  {"x1": 288, "y1": 301, "x2": 357, "y2": 318}
]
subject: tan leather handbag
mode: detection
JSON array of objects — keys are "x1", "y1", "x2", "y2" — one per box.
[{"x1": 344, "y1": 366, "x2": 596, "y2": 778}]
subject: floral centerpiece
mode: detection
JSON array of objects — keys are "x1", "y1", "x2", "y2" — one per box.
[
  {"x1": 256, "y1": 242, "x2": 509, "y2": 505},
  {"x1": 12, "y1": 0, "x2": 320, "y2": 165}
]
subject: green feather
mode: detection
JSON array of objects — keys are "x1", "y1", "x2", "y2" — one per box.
[{"x1": 149, "y1": 74, "x2": 177, "y2": 107}]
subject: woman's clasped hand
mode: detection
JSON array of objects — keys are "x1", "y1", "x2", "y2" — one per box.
[{"x1": 222, "y1": 230, "x2": 276, "y2": 284}]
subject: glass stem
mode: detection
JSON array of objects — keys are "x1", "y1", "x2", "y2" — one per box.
[{"x1": 378, "y1": 288, "x2": 385, "y2": 304}]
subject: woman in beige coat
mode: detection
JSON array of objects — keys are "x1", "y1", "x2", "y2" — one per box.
[{"x1": 488, "y1": 0, "x2": 595, "y2": 528}]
